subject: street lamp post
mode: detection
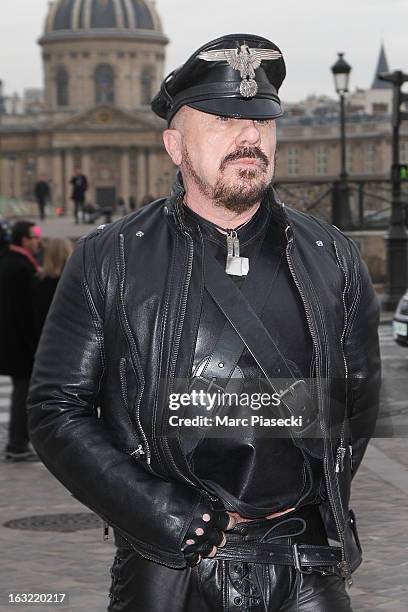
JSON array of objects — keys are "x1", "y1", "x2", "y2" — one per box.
[
  {"x1": 331, "y1": 53, "x2": 352, "y2": 229},
  {"x1": 378, "y1": 70, "x2": 408, "y2": 310}
]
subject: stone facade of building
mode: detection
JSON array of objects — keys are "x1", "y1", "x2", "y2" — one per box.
[
  {"x1": 0, "y1": 2, "x2": 405, "y2": 273},
  {"x1": 0, "y1": 0, "x2": 175, "y2": 212}
]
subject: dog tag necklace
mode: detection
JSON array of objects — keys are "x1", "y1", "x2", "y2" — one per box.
[
  {"x1": 212, "y1": 220, "x2": 250, "y2": 277},
  {"x1": 225, "y1": 229, "x2": 249, "y2": 276},
  {"x1": 183, "y1": 200, "x2": 252, "y2": 276}
]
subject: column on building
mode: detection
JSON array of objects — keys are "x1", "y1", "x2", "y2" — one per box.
[
  {"x1": 81, "y1": 149, "x2": 93, "y2": 204},
  {"x1": 136, "y1": 148, "x2": 147, "y2": 206},
  {"x1": 14, "y1": 157, "x2": 23, "y2": 199},
  {"x1": 64, "y1": 150, "x2": 75, "y2": 214},
  {"x1": 51, "y1": 151, "x2": 64, "y2": 210},
  {"x1": 120, "y1": 148, "x2": 131, "y2": 205},
  {"x1": 37, "y1": 154, "x2": 50, "y2": 178},
  {"x1": 0, "y1": 157, "x2": 11, "y2": 199},
  {"x1": 146, "y1": 149, "x2": 156, "y2": 197}
]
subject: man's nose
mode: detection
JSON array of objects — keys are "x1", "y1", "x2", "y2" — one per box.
[{"x1": 235, "y1": 120, "x2": 261, "y2": 146}]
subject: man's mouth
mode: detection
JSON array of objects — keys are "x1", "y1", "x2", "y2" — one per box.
[
  {"x1": 220, "y1": 147, "x2": 269, "y2": 171},
  {"x1": 229, "y1": 158, "x2": 261, "y2": 166}
]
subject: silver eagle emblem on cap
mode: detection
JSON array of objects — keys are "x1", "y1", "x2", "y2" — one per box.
[{"x1": 197, "y1": 45, "x2": 282, "y2": 98}]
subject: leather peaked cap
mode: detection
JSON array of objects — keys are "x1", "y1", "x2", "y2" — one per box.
[{"x1": 151, "y1": 33, "x2": 286, "y2": 124}]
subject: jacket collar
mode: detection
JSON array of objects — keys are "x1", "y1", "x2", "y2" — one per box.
[{"x1": 166, "y1": 171, "x2": 293, "y2": 240}]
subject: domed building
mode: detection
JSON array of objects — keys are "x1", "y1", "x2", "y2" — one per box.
[
  {"x1": 0, "y1": 0, "x2": 174, "y2": 213},
  {"x1": 41, "y1": 0, "x2": 167, "y2": 111}
]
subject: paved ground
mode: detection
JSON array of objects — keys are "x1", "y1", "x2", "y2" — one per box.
[
  {"x1": 16, "y1": 212, "x2": 124, "y2": 242},
  {"x1": 0, "y1": 323, "x2": 407, "y2": 611}
]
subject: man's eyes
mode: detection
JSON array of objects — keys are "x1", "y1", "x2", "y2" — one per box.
[{"x1": 215, "y1": 116, "x2": 273, "y2": 125}]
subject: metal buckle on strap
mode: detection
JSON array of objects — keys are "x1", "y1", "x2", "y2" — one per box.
[
  {"x1": 188, "y1": 375, "x2": 226, "y2": 395},
  {"x1": 278, "y1": 379, "x2": 306, "y2": 401},
  {"x1": 292, "y1": 544, "x2": 314, "y2": 574}
]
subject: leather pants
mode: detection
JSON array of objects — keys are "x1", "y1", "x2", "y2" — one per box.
[{"x1": 108, "y1": 506, "x2": 353, "y2": 612}]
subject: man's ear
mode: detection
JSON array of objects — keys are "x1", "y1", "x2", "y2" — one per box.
[{"x1": 163, "y1": 129, "x2": 183, "y2": 166}]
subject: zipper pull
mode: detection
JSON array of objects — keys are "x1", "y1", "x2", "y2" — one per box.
[
  {"x1": 131, "y1": 444, "x2": 145, "y2": 458},
  {"x1": 130, "y1": 444, "x2": 151, "y2": 465},
  {"x1": 335, "y1": 446, "x2": 346, "y2": 473},
  {"x1": 339, "y1": 560, "x2": 353, "y2": 587},
  {"x1": 285, "y1": 225, "x2": 294, "y2": 243},
  {"x1": 103, "y1": 521, "x2": 110, "y2": 541}
]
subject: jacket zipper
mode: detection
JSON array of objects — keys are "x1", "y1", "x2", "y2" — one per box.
[
  {"x1": 285, "y1": 226, "x2": 351, "y2": 584},
  {"x1": 333, "y1": 241, "x2": 349, "y2": 475},
  {"x1": 119, "y1": 233, "x2": 151, "y2": 464},
  {"x1": 159, "y1": 201, "x2": 198, "y2": 487}
]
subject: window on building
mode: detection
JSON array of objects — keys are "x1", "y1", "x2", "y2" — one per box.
[
  {"x1": 372, "y1": 103, "x2": 388, "y2": 115},
  {"x1": 56, "y1": 66, "x2": 69, "y2": 107},
  {"x1": 315, "y1": 145, "x2": 328, "y2": 176},
  {"x1": 287, "y1": 146, "x2": 300, "y2": 176},
  {"x1": 364, "y1": 143, "x2": 376, "y2": 174},
  {"x1": 141, "y1": 66, "x2": 155, "y2": 106},
  {"x1": 95, "y1": 64, "x2": 115, "y2": 105}
]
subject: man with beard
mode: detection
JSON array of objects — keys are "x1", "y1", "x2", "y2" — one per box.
[{"x1": 28, "y1": 35, "x2": 380, "y2": 611}]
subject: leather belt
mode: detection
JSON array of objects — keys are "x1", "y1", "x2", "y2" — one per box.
[{"x1": 216, "y1": 541, "x2": 344, "y2": 576}]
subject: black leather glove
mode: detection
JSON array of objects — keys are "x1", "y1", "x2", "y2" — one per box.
[{"x1": 181, "y1": 494, "x2": 230, "y2": 567}]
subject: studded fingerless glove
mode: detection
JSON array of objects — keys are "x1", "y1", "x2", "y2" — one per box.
[{"x1": 181, "y1": 494, "x2": 230, "y2": 567}]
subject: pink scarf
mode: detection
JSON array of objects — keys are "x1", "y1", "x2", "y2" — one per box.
[{"x1": 9, "y1": 244, "x2": 40, "y2": 272}]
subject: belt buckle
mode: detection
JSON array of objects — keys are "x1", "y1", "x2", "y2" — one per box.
[{"x1": 292, "y1": 543, "x2": 313, "y2": 575}]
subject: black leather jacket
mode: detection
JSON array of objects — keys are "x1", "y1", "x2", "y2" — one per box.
[{"x1": 28, "y1": 183, "x2": 381, "y2": 580}]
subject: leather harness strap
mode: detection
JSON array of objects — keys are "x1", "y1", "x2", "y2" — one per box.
[{"x1": 202, "y1": 243, "x2": 324, "y2": 459}]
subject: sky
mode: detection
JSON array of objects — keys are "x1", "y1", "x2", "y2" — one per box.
[{"x1": 0, "y1": 0, "x2": 407, "y2": 102}]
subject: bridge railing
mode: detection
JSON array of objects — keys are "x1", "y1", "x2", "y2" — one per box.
[{"x1": 275, "y1": 179, "x2": 408, "y2": 231}]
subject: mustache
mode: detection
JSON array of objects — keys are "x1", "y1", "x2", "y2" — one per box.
[{"x1": 219, "y1": 147, "x2": 269, "y2": 171}]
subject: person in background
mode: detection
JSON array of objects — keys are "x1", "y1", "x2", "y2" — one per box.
[
  {"x1": 0, "y1": 221, "x2": 41, "y2": 462},
  {"x1": 70, "y1": 168, "x2": 88, "y2": 224},
  {"x1": 34, "y1": 176, "x2": 51, "y2": 221},
  {"x1": 33, "y1": 237, "x2": 74, "y2": 337},
  {"x1": 128, "y1": 196, "x2": 136, "y2": 211}
]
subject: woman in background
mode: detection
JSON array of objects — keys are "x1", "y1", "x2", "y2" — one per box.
[{"x1": 33, "y1": 237, "x2": 74, "y2": 337}]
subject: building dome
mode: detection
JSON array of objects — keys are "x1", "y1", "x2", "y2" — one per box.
[{"x1": 42, "y1": 0, "x2": 166, "y2": 42}]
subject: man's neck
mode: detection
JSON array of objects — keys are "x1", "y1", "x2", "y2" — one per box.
[{"x1": 183, "y1": 184, "x2": 260, "y2": 230}]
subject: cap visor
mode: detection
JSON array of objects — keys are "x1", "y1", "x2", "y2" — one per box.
[{"x1": 188, "y1": 97, "x2": 283, "y2": 119}]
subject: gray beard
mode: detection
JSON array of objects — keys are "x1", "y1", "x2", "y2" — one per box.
[{"x1": 182, "y1": 148, "x2": 275, "y2": 213}]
